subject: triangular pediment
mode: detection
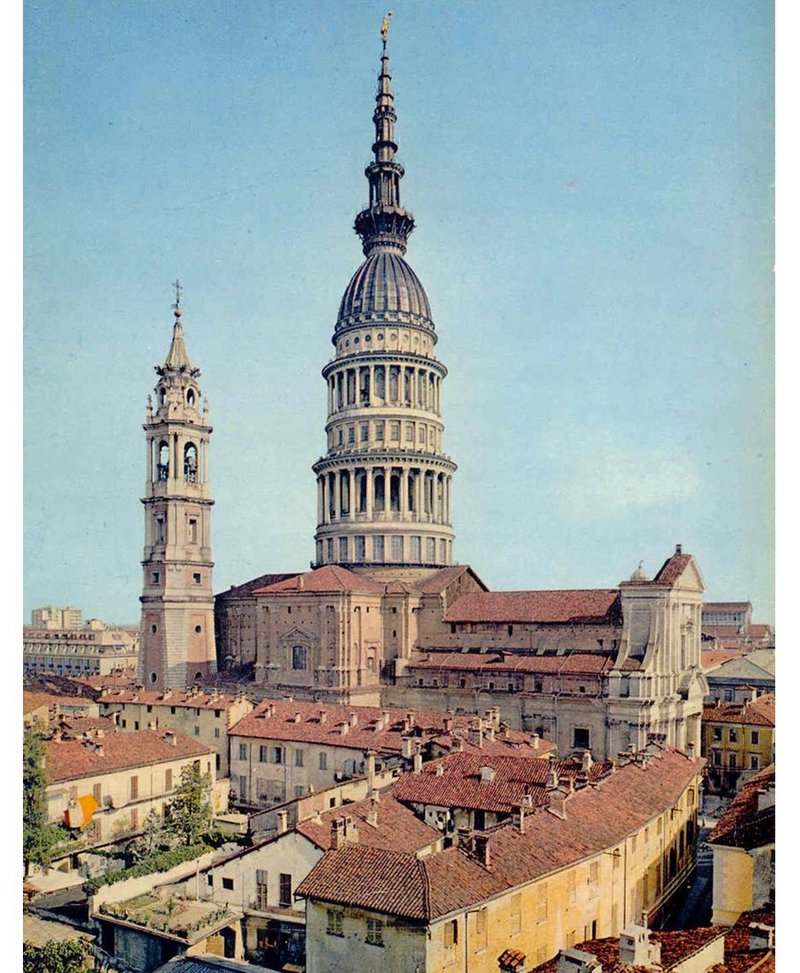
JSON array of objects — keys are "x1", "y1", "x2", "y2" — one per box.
[
  {"x1": 278, "y1": 626, "x2": 315, "y2": 644},
  {"x1": 711, "y1": 657, "x2": 774, "y2": 681}
]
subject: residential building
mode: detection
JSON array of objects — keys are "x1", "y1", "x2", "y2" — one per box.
[
  {"x1": 31, "y1": 605, "x2": 84, "y2": 629},
  {"x1": 703, "y1": 655, "x2": 775, "y2": 704},
  {"x1": 702, "y1": 602, "x2": 753, "y2": 630},
  {"x1": 23, "y1": 691, "x2": 100, "y2": 727},
  {"x1": 44, "y1": 726, "x2": 217, "y2": 843},
  {"x1": 23, "y1": 621, "x2": 139, "y2": 678},
  {"x1": 138, "y1": 292, "x2": 217, "y2": 689},
  {"x1": 227, "y1": 699, "x2": 544, "y2": 808},
  {"x1": 97, "y1": 687, "x2": 254, "y2": 777},
  {"x1": 708, "y1": 765, "x2": 775, "y2": 926},
  {"x1": 701, "y1": 695, "x2": 775, "y2": 794},
  {"x1": 168, "y1": 792, "x2": 441, "y2": 970},
  {"x1": 298, "y1": 744, "x2": 703, "y2": 972}
]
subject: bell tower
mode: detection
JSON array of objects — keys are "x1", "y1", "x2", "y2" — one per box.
[{"x1": 138, "y1": 284, "x2": 217, "y2": 689}]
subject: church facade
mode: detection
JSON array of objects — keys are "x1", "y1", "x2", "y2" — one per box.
[{"x1": 212, "y1": 37, "x2": 708, "y2": 759}]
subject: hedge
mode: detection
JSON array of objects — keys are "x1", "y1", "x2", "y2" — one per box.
[{"x1": 83, "y1": 844, "x2": 207, "y2": 895}]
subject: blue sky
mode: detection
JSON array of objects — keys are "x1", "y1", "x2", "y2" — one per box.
[{"x1": 24, "y1": 0, "x2": 774, "y2": 624}]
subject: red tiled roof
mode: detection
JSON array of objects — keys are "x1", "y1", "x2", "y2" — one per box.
[
  {"x1": 216, "y1": 572, "x2": 299, "y2": 600},
  {"x1": 708, "y1": 765, "x2": 775, "y2": 850},
  {"x1": 393, "y1": 753, "x2": 610, "y2": 815},
  {"x1": 444, "y1": 590, "x2": 622, "y2": 624},
  {"x1": 702, "y1": 650, "x2": 743, "y2": 670},
  {"x1": 747, "y1": 624, "x2": 772, "y2": 638},
  {"x1": 714, "y1": 907, "x2": 775, "y2": 973},
  {"x1": 702, "y1": 695, "x2": 775, "y2": 728},
  {"x1": 98, "y1": 688, "x2": 249, "y2": 711},
  {"x1": 73, "y1": 670, "x2": 138, "y2": 690},
  {"x1": 407, "y1": 651, "x2": 641, "y2": 675},
  {"x1": 431, "y1": 733, "x2": 557, "y2": 758},
  {"x1": 299, "y1": 747, "x2": 703, "y2": 920},
  {"x1": 296, "y1": 794, "x2": 440, "y2": 854},
  {"x1": 23, "y1": 692, "x2": 63, "y2": 716},
  {"x1": 44, "y1": 728, "x2": 214, "y2": 783},
  {"x1": 229, "y1": 699, "x2": 537, "y2": 754},
  {"x1": 413, "y1": 565, "x2": 489, "y2": 595},
  {"x1": 253, "y1": 564, "x2": 384, "y2": 595},
  {"x1": 703, "y1": 626, "x2": 746, "y2": 638},
  {"x1": 620, "y1": 552, "x2": 696, "y2": 589}
]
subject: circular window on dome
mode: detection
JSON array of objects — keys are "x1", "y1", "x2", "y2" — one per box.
[
  {"x1": 345, "y1": 340, "x2": 350, "y2": 347},
  {"x1": 390, "y1": 333, "x2": 397, "y2": 344},
  {"x1": 149, "y1": 671, "x2": 158, "y2": 684},
  {"x1": 365, "y1": 335, "x2": 371, "y2": 342},
  {"x1": 354, "y1": 337, "x2": 359, "y2": 344},
  {"x1": 377, "y1": 333, "x2": 383, "y2": 340}
]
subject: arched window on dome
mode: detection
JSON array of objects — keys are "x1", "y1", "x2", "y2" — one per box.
[
  {"x1": 374, "y1": 473, "x2": 385, "y2": 513},
  {"x1": 157, "y1": 442, "x2": 170, "y2": 481},
  {"x1": 375, "y1": 366, "x2": 385, "y2": 402},
  {"x1": 184, "y1": 443, "x2": 198, "y2": 483},
  {"x1": 389, "y1": 367, "x2": 399, "y2": 403},
  {"x1": 390, "y1": 471, "x2": 401, "y2": 513},
  {"x1": 359, "y1": 368, "x2": 370, "y2": 405}
]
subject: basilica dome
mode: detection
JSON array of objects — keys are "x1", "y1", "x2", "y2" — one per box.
[{"x1": 336, "y1": 250, "x2": 433, "y2": 332}]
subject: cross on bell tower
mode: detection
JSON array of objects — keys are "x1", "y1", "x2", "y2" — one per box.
[{"x1": 138, "y1": 288, "x2": 217, "y2": 689}]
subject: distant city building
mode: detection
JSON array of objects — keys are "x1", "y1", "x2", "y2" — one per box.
[
  {"x1": 702, "y1": 601, "x2": 753, "y2": 630},
  {"x1": 708, "y1": 764, "x2": 775, "y2": 926},
  {"x1": 23, "y1": 620, "x2": 139, "y2": 678},
  {"x1": 30, "y1": 605, "x2": 83, "y2": 629},
  {"x1": 138, "y1": 294, "x2": 217, "y2": 690}
]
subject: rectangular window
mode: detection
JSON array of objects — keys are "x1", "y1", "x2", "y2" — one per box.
[
  {"x1": 292, "y1": 644, "x2": 308, "y2": 670},
  {"x1": 573, "y1": 727, "x2": 590, "y2": 749},
  {"x1": 193, "y1": 573, "x2": 201, "y2": 584},
  {"x1": 391, "y1": 535, "x2": 403, "y2": 561},
  {"x1": 372, "y1": 535, "x2": 384, "y2": 561},
  {"x1": 366, "y1": 918, "x2": 384, "y2": 947},
  {"x1": 420, "y1": 426, "x2": 426, "y2": 443},
  {"x1": 222, "y1": 877, "x2": 234, "y2": 891},
  {"x1": 239, "y1": 775, "x2": 248, "y2": 800},
  {"x1": 729, "y1": 727, "x2": 738, "y2": 743},
  {"x1": 327, "y1": 910, "x2": 344, "y2": 937},
  {"x1": 295, "y1": 749, "x2": 304, "y2": 767},
  {"x1": 712, "y1": 749, "x2": 721, "y2": 766},
  {"x1": 207, "y1": 874, "x2": 214, "y2": 887},
  {"x1": 134, "y1": 721, "x2": 139, "y2": 731},
  {"x1": 375, "y1": 421, "x2": 384, "y2": 440},
  {"x1": 511, "y1": 893, "x2": 522, "y2": 934},
  {"x1": 269, "y1": 747, "x2": 283, "y2": 765},
  {"x1": 750, "y1": 754, "x2": 760, "y2": 770},
  {"x1": 360, "y1": 423, "x2": 369, "y2": 442},
  {"x1": 279, "y1": 873, "x2": 292, "y2": 908},
  {"x1": 214, "y1": 727, "x2": 220, "y2": 739},
  {"x1": 405, "y1": 422, "x2": 414, "y2": 442},
  {"x1": 426, "y1": 537, "x2": 436, "y2": 562},
  {"x1": 712, "y1": 726, "x2": 722, "y2": 741},
  {"x1": 475, "y1": 909, "x2": 487, "y2": 951},
  {"x1": 152, "y1": 570, "x2": 160, "y2": 583},
  {"x1": 728, "y1": 752, "x2": 738, "y2": 768},
  {"x1": 589, "y1": 861, "x2": 599, "y2": 887},
  {"x1": 188, "y1": 518, "x2": 198, "y2": 543},
  {"x1": 165, "y1": 769, "x2": 172, "y2": 791},
  {"x1": 194, "y1": 725, "x2": 200, "y2": 736},
  {"x1": 537, "y1": 882, "x2": 548, "y2": 922},
  {"x1": 339, "y1": 537, "x2": 349, "y2": 561},
  {"x1": 390, "y1": 421, "x2": 400, "y2": 440},
  {"x1": 130, "y1": 808, "x2": 138, "y2": 831},
  {"x1": 259, "y1": 745, "x2": 268, "y2": 763},
  {"x1": 326, "y1": 538, "x2": 334, "y2": 561},
  {"x1": 130, "y1": 776, "x2": 138, "y2": 800},
  {"x1": 630, "y1": 835, "x2": 637, "y2": 857},
  {"x1": 751, "y1": 730, "x2": 760, "y2": 745},
  {"x1": 355, "y1": 536, "x2": 366, "y2": 561},
  {"x1": 347, "y1": 425, "x2": 355, "y2": 443},
  {"x1": 410, "y1": 536, "x2": 421, "y2": 561},
  {"x1": 294, "y1": 784, "x2": 305, "y2": 798},
  {"x1": 170, "y1": 706, "x2": 176, "y2": 715},
  {"x1": 239, "y1": 743, "x2": 248, "y2": 761},
  {"x1": 319, "y1": 752, "x2": 328, "y2": 770},
  {"x1": 444, "y1": 919, "x2": 458, "y2": 948},
  {"x1": 93, "y1": 783, "x2": 102, "y2": 804}
]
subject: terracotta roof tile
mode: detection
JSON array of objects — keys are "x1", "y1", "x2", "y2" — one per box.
[
  {"x1": 444, "y1": 590, "x2": 622, "y2": 624},
  {"x1": 407, "y1": 651, "x2": 640, "y2": 675},
  {"x1": 99, "y1": 688, "x2": 248, "y2": 711},
  {"x1": 45, "y1": 728, "x2": 213, "y2": 783},
  {"x1": 296, "y1": 794, "x2": 440, "y2": 854},
  {"x1": 299, "y1": 747, "x2": 703, "y2": 920},
  {"x1": 708, "y1": 765, "x2": 775, "y2": 850},
  {"x1": 253, "y1": 564, "x2": 384, "y2": 595},
  {"x1": 702, "y1": 696, "x2": 775, "y2": 728},
  {"x1": 216, "y1": 572, "x2": 299, "y2": 600}
]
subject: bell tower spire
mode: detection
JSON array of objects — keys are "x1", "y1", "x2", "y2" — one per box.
[{"x1": 138, "y1": 285, "x2": 217, "y2": 689}]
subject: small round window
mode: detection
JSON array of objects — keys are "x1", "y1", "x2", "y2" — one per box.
[
  {"x1": 151, "y1": 624, "x2": 158, "y2": 634},
  {"x1": 195, "y1": 625, "x2": 202, "y2": 634},
  {"x1": 149, "y1": 671, "x2": 158, "y2": 684}
]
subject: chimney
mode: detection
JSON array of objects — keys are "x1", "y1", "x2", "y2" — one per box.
[
  {"x1": 403, "y1": 713, "x2": 414, "y2": 732},
  {"x1": 164, "y1": 730, "x2": 177, "y2": 746},
  {"x1": 435, "y1": 763, "x2": 445, "y2": 777},
  {"x1": 468, "y1": 721, "x2": 484, "y2": 748},
  {"x1": 479, "y1": 765, "x2": 496, "y2": 783},
  {"x1": 686, "y1": 742, "x2": 696, "y2": 759},
  {"x1": 555, "y1": 948, "x2": 603, "y2": 973},
  {"x1": 293, "y1": 712, "x2": 302, "y2": 723},
  {"x1": 349, "y1": 712, "x2": 359, "y2": 728},
  {"x1": 473, "y1": 833, "x2": 491, "y2": 867},
  {"x1": 748, "y1": 923, "x2": 775, "y2": 952},
  {"x1": 619, "y1": 919, "x2": 661, "y2": 968},
  {"x1": 318, "y1": 709, "x2": 327, "y2": 724},
  {"x1": 401, "y1": 735, "x2": 414, "y2": 758},
  {"x1": 365, "y1": 751, "x2": 376, "y2": 787},
  {"x1": 366, "y1": 797, "x2": 379, "y2": 827},
  {"x1": 339, "y1": 722, "x2": 349, "y2": 736},
  {"x1": 443, "y1": 716, "x2": 454, "y2": 734},
  {"x1": 675, "y1": 543, "x2": 683, "y2": 555},
  {"x1": 413, "y1": 750, "x2": 423, "y2": 774},
  {"x1": 95, "y1": 744, "x2": 104, "y2": 756},
  {"x1": 343, "y1": 815, "x2": 359, "y2": 844},
  {"x1": 485, "y1": 725, "x2": 495, "y2": 742},
  {"x1": 581, "y1": 750, "x2": 593, "y2": 773},
  {"x1": 276, "y1": 810, "x2": 289, "y2": 835},
  {"x1": 330, "y1": 818, "x2": 345, "y2": 850}
]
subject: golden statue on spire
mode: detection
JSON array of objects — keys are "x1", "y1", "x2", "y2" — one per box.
[{"x1": 381, "y1": 11, "x2": 393, "y2": 44}]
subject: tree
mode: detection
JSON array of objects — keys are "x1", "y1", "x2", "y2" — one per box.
[
  {"x1": 164, "y1": 763, "x2": 212, "y2": 846},
  {"x1": 127, "y1": 807, "x2": 166, "y2": 863},
  {"x1": 23, "y1": 939, "x2": 90, "y2": 973},
  {"x1": 23, "y1": 726, "x2": 62, "y2": 875}
]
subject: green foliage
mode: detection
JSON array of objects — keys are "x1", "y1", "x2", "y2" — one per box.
[
  {"x1": 126, "y1": 808, "x2": 167, "y2": 864},
  {"x1": 22, "y1": 938, "x2": 90, "y2": 973},
  {"x1": 23, "y1": 727, "x2": 63, "y2": 874},
  {"x1": 163, "y1": 763, "x2": 212, "y2": 847},
  {"x1": 83, "y1": 843, "x2": 207, "y2": 895}
]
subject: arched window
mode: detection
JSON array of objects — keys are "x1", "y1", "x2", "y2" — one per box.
[
  {"x1": 184, "y1": 443, "x2": 198, "y2": 482},
  {"x1": 187, "y1": 388, "x2": 196, "y2": 407},
  {"x1": 157, "y1": 442, "x2": 169, "y2": 481}
]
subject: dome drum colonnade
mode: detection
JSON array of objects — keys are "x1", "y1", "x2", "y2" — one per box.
[{"x1": 313, "y1": 32, "x2": 456, "y2": 569}]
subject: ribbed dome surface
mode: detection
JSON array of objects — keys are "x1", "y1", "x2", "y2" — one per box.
[{"x1": 337, "y1": 251, "x2": 433, "y2": 330}]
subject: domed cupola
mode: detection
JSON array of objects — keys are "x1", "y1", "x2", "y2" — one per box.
[{"x1": 337, "y1": 250, "x2": 433, "y2": 332}]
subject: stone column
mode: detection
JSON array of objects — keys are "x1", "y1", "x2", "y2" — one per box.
[
  {"x1": 347, "y1": 472, "x2": 355, "y2": 522},
  {"x1": 365, "y1": 467, "x2": 373, "y2": 519},
  {"x1": 369, "y1": 365, "x2": 375, "y2": 406},
  {"x1": 317, "y1": 476, "x2": 323, "y2": 524},
  {"x1": 400, "y1": 465, "x2": 409, "y2": 515},
  {"x1": 333, "y1": 471, "x2": 341, "y2": 521}
]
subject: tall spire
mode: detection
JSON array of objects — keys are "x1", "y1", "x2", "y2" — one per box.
[
  {"x1": 159, "y1": 280, "x2": 198, "y2": 376},
  {"x1": 354, "y1": 14, "x2": 415, "y2": 256}
]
